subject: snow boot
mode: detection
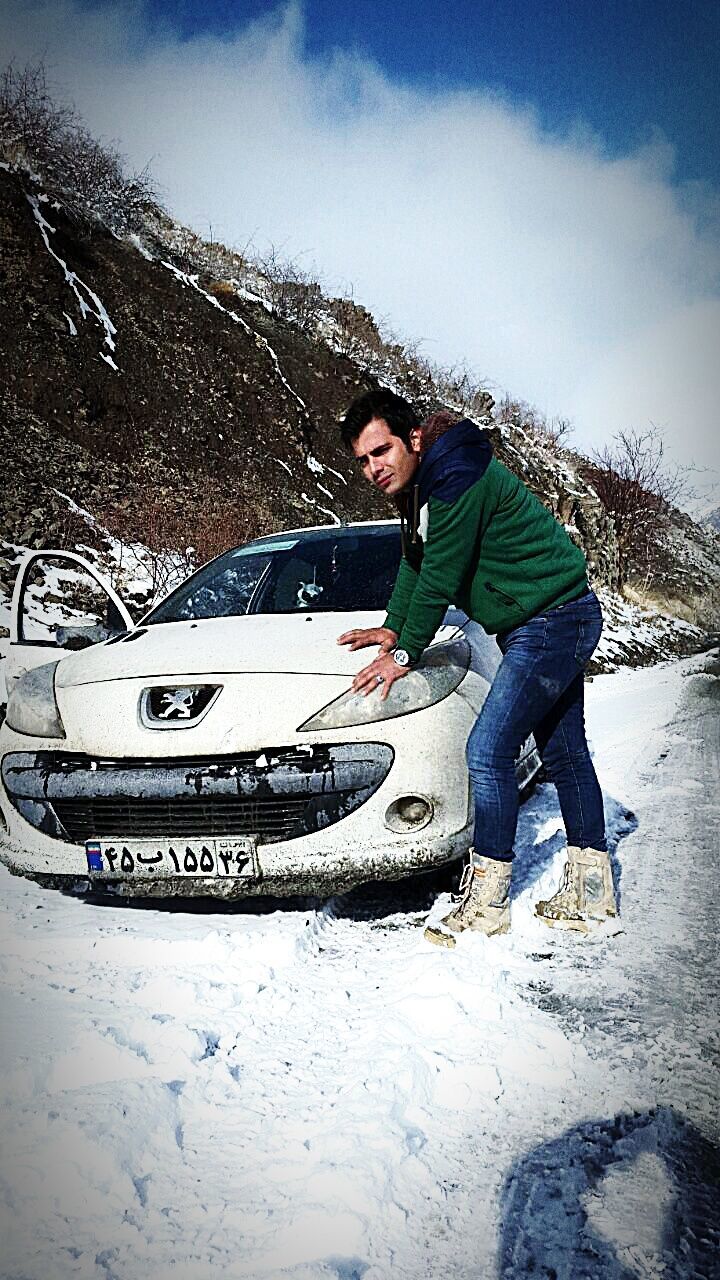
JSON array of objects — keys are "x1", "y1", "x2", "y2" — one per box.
[
  {"x1": 535, "y1": 846, "x2": 617, "y2": 932},
  {"x1": 424, "y1": 852, "x2": 511, "y2": 947}
]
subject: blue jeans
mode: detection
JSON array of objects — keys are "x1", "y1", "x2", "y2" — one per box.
[{"x1": 466, "y1": 590, "x2": 606, "y2": 860}]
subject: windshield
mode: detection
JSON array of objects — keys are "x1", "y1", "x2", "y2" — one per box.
[{"x1": 145, "y1": 527, "x2": 403, "y2": 624}]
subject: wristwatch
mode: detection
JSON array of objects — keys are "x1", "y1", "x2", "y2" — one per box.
[{"x1": 392, "y1": 648, "x2": 411, "y2": 668}]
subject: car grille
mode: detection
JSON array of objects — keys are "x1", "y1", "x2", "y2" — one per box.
[
  {"x1": 53, "y1": 795, "x2": 340, "y2": 841},
  {"x1": 2, "y1": 744, "x2": 394, "y2": 845}
]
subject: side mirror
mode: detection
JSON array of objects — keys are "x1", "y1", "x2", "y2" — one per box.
[{"x1": 55, "y1": 623, "x2": 112, "y2": 649}]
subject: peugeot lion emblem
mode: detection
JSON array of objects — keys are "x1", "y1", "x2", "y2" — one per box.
[{"x1": 140, "y1": 685, "x2": 221, "y2": 729}]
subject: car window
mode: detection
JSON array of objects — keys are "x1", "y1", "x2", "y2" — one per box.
[
  {"x1": 146, "y1": 529, "x2": 402, "y2": 623},
  {"x1": 16, "y1": 554, "x2": 128, "y2": 645},
  {"x1": 152, "y1": 554, "x2": 274, "y2": 622}
]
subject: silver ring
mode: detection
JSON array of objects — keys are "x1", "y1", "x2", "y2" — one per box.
[{"x1": 375, "y1": 673, "x2": 384, "y2": 684}]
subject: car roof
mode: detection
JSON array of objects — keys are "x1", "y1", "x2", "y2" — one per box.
[{"x1": 242, "y1": 519, "x2": 400, "y2": 547}]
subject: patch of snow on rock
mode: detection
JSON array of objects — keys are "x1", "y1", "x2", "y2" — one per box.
[
  {"x1": 300, "y1": 492, "x2": 341, "y2": 527},
  {"x1": 27, "y1": 193, "x2": 118, "y2": 362}
]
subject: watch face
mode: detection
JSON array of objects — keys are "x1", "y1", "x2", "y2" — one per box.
[{"x1": 393, "y1": 648, "x2": 410, "y2": 667}]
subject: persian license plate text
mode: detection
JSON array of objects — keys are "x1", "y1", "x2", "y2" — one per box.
[{"x1": 86, "y1": 838, "x2": 256, "y2": 877}]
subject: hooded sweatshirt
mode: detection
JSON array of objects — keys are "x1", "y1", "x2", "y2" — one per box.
[{"x1": 384, "y1": 419, "x2": 588, "y2": 662}]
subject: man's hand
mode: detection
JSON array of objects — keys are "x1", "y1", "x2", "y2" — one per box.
[
  {"x1": 337, "y1": 626, "x2": 398, "y2": 653},
  {"x1": 351, "y1": 651, "x2": 410, "y2": 701}
]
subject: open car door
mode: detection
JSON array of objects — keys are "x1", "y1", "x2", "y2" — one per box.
[{"x1": 6, "y1": 550, "x2": 135, "y2": 697}]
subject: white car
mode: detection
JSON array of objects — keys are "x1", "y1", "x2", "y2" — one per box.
[{"x1": 0, "y1": 523, "x2": 540, "y2": 898}]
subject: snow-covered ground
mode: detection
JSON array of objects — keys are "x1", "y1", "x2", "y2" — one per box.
[{"x1": 1, "y1": 652, "x2": 718, "y2": 1280}]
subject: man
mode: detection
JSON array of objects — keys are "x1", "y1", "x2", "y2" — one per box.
[{"x1": 337, "y1": 389, "x2": 616, "y2": 945}]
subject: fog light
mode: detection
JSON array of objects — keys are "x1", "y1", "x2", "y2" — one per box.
[{"x1": 384, "y1": 794, "x2": 434, "y2": 834}]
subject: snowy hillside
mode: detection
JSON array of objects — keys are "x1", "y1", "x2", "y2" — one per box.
[
  {"x1": 1, "y1": 152, "x2": 617, "y2": 566},
  {"x1": 2, "y1": 81, "x2": 718, "y2": 675}
]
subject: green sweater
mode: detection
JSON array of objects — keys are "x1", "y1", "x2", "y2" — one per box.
[{"x1": 384, "y1": 422, "x2": 588, "y2": 662}]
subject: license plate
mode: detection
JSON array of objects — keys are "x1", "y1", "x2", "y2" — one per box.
[{"x1": 85, "y1": 838, "x2": 257, "y2": 878}]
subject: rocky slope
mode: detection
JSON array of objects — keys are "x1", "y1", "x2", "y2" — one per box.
[
  {"x1": 1, "y1": 158, "x2": 717, "y2": 659},
  {"x1": 700, "y1": 505, "x2": 720, "y2": 534},
  {"x1": 0, "y1": 165, "x2": 613, "y2": 582},
  {"x1": 624, "y1": 506, "x2": 720, "y2": 631}
]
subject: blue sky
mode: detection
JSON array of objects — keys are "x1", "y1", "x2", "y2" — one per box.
[
  {"x1": 2, "y1": 0, "x2": 719, "y2": 501},
  {"x1": 117, "y1": 0, "x2": 720, "y2": 190}
]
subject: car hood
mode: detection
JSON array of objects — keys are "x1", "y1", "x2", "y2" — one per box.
[{"x1": 55, "y1": 613, "x2": 457, "y2": 688}]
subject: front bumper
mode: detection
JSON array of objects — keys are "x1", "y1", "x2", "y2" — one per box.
[
  {"x1": 0, "y1": 716, "x2": 475, "y2": 897},
  {"x1": 1, "y1": 744, "x2": 394, "y2": 844}
]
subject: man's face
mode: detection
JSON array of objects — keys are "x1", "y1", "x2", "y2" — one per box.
[{"x1": 352, "y1": 417, "x2": 421, "y2": 496}]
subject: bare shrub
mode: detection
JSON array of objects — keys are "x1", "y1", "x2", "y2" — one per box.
[
  {"x1": 189, "y1": 497, "x2": 269, "y2": 564},
  {"x1": 0, "y1": 62, "x2": 159, "y2": 232},
  {"x1": 103, "y1": 490, "x2": 270, "y2": 605},
  {"x1": 495, "y1": 396, "x2": 573, "y2": 453},
  {"x1": 326, "y1": 291, "x2": 384, "y2": 358},
  {"x1": 433, "y1": 361, "x2": 494, "y2": 419},
  {"x1": 172, "y1": 224, "x2": 203, "y2": 263},
  {"x1": 325, "y1": 294, "x2": 493, "y2": 423},
  {"x1": 154, "y1": 216, "x2": 258, "y2": 287},
  {"x1": 256, "y1": 246, "x2": 325, "y2": 333},
  {"x1": 0, "y1": 62, "x2": 73, "y2": 164},
  {"x1": 190, "y1": 226, "x2": 252, "y2": 281},
  {"x1": 397, "y1": 347, "x2": 440, "y2": 409},
  {"x1": 581, "y1": 427, "x2": 689, "y2": 585},
  {"x1": 206, "y1": 280, "x2": 239, "y2": 301}
]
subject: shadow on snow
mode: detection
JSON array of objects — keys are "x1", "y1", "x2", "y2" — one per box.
[{"x1": 498, "y1": 1106, "x2": 720, "y2": 1279}]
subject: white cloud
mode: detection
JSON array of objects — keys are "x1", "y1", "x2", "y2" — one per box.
[{"x1": 2, "y1": 0, "x2": 719, "y2": 495}]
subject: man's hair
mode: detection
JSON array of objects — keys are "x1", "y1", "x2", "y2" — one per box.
[
  {"x1": 340, "y1": 389, "x2": 420, "y2": 450},
  {"x1": 420, "y1": 410, "x2": 460, "y2": 454}
]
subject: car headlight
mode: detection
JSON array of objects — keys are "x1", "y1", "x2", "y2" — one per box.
[
  {"x1": 298, "y1": 636, "x2": 470, "y2": 731},
  {"x1": 5, "y1": 661, "x2": 66, "y2": 739}
]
